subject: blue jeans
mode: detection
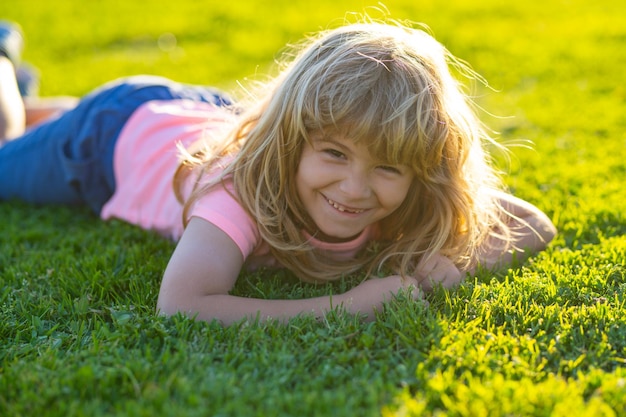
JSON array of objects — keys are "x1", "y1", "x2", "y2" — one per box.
[{"x1": 0, "y1": 75, "x2": 230, "y2": 213}]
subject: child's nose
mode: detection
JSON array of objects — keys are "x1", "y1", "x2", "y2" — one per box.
[{"x1": 339, "y1": 170, "x2": 372, "y2": 199}]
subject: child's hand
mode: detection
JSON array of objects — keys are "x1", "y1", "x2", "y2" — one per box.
[
  {"x1": 415, "y1": 253, "x2": 463, "y2": 291},
  {"x1": 338, "y1": 275, "x2": 424, "y2": 320}
]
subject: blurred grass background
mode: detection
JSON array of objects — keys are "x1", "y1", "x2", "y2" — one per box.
[{"x1": 1, "y1": 0, "x2": 626, "y2": 416}]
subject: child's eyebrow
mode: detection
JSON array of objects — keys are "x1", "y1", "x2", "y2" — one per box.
[
  {"x1": 310, "y1": 131, "x2": 347, "y2": 145},
  {"x1": 313, "y1": 136, "x2": 352, "y2": 152}
]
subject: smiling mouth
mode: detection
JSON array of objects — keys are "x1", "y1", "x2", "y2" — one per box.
[{"x1": 326, "y1": 198, "x2": 365, "y2": 214}]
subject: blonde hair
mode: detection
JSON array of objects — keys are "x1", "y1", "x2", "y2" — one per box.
[{"x1": 175, "y1": 19, "x2": 510, "y2": 283}]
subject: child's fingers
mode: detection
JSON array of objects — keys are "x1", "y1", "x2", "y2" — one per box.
[
  {"x1": 398, "y1": 276, "x2": 428, "y2": 304},
  {"x1": 415, "y1": 254, "x2": 463, "y2": 289}
]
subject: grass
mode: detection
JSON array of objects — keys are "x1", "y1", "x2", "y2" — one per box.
[{"x1": 1, "y1": 0, "x2": 625, "y2": 415}]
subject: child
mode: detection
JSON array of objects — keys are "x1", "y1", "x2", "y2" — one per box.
[{"x1": 0, "y1": 18, "x2": 556, "y2": 325}]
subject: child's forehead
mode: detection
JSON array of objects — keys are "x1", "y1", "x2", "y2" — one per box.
[
  {"x1": 308, "y1": 129, "x2": 359, "y2": 146},
  {"x1": 309, "y1": 124, "x2": 368, "y2": 141}
]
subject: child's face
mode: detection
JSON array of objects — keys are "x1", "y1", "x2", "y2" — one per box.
[{"x1": 296, "y1": 131, "x2": 414, "y2": 242}]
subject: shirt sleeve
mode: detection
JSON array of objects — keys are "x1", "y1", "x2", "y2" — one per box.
[{"x1": 187, "y1": 183, "x2": 261, "y2": 259}]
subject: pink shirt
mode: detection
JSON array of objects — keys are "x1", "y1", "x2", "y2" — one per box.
[{"x1": 100, "y1": 100, "x2": 375, "y2": 269}]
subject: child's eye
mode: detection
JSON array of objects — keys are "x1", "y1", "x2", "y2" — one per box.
[
  {"x1": 377, "y1": 165, "x2": 402, "y2": 175},
  {"x1": 324, "y1": 149, "x2": 345, "y2": 159}
]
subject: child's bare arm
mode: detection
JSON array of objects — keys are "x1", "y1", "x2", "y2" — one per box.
[
  {"x1": 472, "y1": 191, "x2": 557, "y2": 272},
  {"x1": 157, "y1": 217, "x2": 422, "y2": 325},
  {"x1": 414, "y1": 192, "x2": 557, "y2": 289}
]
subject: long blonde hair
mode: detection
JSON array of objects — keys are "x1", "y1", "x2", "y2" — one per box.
[{"x1": 175, "y1": 19, "x2": 510, "y2": 283}]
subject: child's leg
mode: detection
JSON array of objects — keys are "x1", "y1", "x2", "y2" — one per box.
[
  {"x1": 0, "y1": 21, "x2": 26, "y2": 142},
  {"x1": 0, "y1": 58, "x2": 70, "y2": 139},
  {"x1": 0, "y1": 79, "x2": 146, "y2": 209},
  {"x1": 0, "y1": 75, "x2": 232, "y2": 213},
  {"x1": 23, "y1": 96, "x2": 79, "y2": 127},
  {"x1": 0, "y1": 104, "x2": 89, "y2": 206},
  {"x1": 0, "y1": 56, "x2": 25, "y2": 142}
]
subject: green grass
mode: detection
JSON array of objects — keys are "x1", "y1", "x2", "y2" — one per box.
[{"x1": 1, "y1": 0, "x2": 625, "y2": 415}]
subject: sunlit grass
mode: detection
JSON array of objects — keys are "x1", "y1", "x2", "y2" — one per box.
[{"x1": 1, "y1": 0, "x2": 625, "y2": 415}]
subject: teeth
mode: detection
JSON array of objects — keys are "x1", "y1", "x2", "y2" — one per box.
[{"x1": 327, "y1": 199, "x2": 364, "y2": 214}]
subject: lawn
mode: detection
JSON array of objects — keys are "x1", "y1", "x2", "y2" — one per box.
[{"x1": 1, "y1": 0, "x2": 625, "y2": 416}]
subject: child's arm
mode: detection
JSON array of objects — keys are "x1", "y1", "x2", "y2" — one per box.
[
  {"x1": 157, "y1": 217, "x2": 423, "y2": 325},
  {"x1": 472, "y1": 191, "x2": 557, "y2": 272},
  {"x1": 413, "y1": 192, "x2": 556, "y2": 289}
]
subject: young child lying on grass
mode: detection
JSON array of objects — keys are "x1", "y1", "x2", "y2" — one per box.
[{"x1": 0, "y1": 18, "x2": 556, "y2": 324}]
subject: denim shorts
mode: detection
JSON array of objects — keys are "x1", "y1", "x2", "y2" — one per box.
[{"x1": 0, "y1": 75, "x2": 230, "y2": 213}]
